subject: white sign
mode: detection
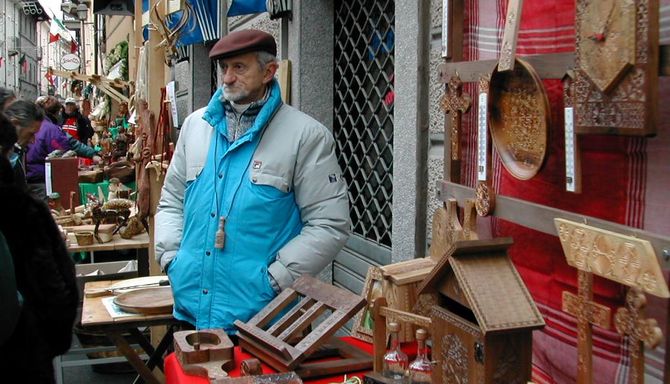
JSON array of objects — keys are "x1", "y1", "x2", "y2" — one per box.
[
  {"x1": 61, "y1": 54, "x2": 81, "y2": 71},
  {"x1": 166, "y1": 81, "x2": 179, "y2": 128}
]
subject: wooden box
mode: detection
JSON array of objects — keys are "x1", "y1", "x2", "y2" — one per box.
[
  {"x1": 418, "y1": 238, "x2": 545, "y2": 384},
  {"x1": 46, "y1": 157, "x2": 80, "y2": 211}
]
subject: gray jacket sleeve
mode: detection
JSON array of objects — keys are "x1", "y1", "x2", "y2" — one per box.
[
  {"x1": 154, "y1": 121, "x2": 188, "y2": 271},
  {"x1": 268, "y1": 125, "x2": 351, "y2": 290}
]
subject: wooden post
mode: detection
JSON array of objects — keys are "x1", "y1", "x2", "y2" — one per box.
[{"x1": 134, "y1": 0, "x2": 168, "y2": 377}]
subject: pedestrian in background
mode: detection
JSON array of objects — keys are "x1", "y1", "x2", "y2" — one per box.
[
  {"x1": 4, "y1": 100, "x2": 45, "y2": 189},
  {"x1": 0, "y1": 112, "x2": 79, "y2": 383}
]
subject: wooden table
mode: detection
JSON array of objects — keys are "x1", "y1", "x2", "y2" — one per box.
[
  {"x1": 67, "y1": 231, "x2": 150, "y2": 253},
  {"x1": 80, "y1": 280, "x2": 181, "y2": 384},
  {"x1": 68, "y1": 232, "x2": 150, "y2": 276}
]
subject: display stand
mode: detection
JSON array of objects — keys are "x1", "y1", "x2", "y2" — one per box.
[{"x1": 234, "y1": 275, "x2": 370, "y2": 378}]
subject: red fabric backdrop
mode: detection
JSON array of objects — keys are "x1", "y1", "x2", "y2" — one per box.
[{"x1": 457, "y1": 1, "x2": 670, "y2": 383}]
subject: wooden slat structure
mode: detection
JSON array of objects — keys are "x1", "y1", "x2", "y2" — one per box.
[{"x1": 234, "y1": 275, "x2": 370, "y2": 377}]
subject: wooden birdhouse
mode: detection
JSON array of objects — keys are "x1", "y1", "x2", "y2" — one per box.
[{"x1": 417, "y1": 238, "x2": 545, "y2": 384}]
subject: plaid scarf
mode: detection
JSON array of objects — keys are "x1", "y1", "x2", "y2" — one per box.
[{"x1": 222, "y1": 94, "x2": 268, "y2": 142}]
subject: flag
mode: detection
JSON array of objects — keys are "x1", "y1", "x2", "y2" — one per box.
[
  {"x1": 49, "y1": 18, "x2": 72, "y2": 44},
  {"x1": 45, "y1": 70, "x2": 54, "y2": 86},
  {"x1": 18, "y1": 54, "x2": 27, "y2": 73},
  {"x1": 227, "y1": 0, "x2": 266, "y2": 16},
  {"x1": 0, "y1": 56, "x2": 3, "y2": 68},
  {"x1": 70, "y1": 40, "x2": 78, "y2": 54}
]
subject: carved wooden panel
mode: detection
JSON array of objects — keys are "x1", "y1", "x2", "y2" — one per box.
[
  {"x1": 431, "y1": 305, "x2": 484, "y2": 384},
  {"x1": 555, "y1": 218, "x2": 670, "y2": 298},
  {"x1": 574, "y1": 0, "x2": 659, "y2": 136},
  {"x1": 432, "y1": 305, "x2": 533, "y2": 384}
]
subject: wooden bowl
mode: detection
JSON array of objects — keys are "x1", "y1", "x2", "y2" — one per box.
[{"x1": 489, "y1": 57, "x2": 550, "y2": 180}]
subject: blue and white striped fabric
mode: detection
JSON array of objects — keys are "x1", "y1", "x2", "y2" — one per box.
[{"x1": 143, "y1": 0, "x2": 222, "y2": 46}]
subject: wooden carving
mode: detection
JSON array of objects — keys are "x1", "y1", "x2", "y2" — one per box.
[
  {"x1": 174, "y1": 329, "x2": 234, "y2": 381},
  {"x1": 561, "y1": 270, "x2": 611, "y2": 384},
  {"x1": 352, "y1": 266, "x2": 384, "y2": 343},
  {"x1": 574, "y1": 0, "x2": 659, "y2": 135},
  {"x1": 555, "y1": 218, "x2": 670, "y2": 298},
  {"x1": 498, "y1": 0, "x2": 524, "y2": 72},
  {"x1": 234, "y1": 275, "x2": 371, "y2": 377},
  {"x1": 489, "y1": 58, "x2": 550, "y2": 180},
  {"x1": 135, "y1": 99, "x2": 156, "y2": 221},
  {"x1": 441, "y1": 74, "x2": 471, "y2": 162},
  {"x1": 614, "y1": 287, "x2": 663, "y2": 384}
]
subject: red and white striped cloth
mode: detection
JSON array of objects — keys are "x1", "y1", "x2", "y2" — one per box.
[{"x1": 455, "y1": 1, "x2": 670, "y2": 382}]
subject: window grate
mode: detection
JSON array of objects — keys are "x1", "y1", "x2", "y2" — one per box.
[{"x1": 334, "y1": 0, "x2": 394, "y2": 248}]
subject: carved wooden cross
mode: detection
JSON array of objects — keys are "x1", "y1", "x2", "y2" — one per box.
[
  {"x1": 441, "y1": 74, "x2": 471, "y2": 182},
  {"x1": 562, "y1": 270, "x2": 611, "y2": 384},
  {"x1": 614, "y1": 287, "x2": 663, "y2": 384}
]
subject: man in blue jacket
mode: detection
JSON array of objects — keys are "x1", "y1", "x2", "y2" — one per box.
[{"x1": 155, "y1": 30, "x2": 351, "y2": 335}]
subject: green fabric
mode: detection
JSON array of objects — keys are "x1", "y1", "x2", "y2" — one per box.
[
  {"x1": 0, "y1": 231, "x2": 20, "y2": 344},
  {"x1": 79, "y1": 180, "x2": 136, "y2": 205}
]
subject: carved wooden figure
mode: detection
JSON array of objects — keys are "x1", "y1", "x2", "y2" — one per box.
[
  {"x1": 614, "y1": 287, "x2": 663, "y2": 384},
  {"x1": 417, "y1": 238, "x2": 545, "y2": 384}
]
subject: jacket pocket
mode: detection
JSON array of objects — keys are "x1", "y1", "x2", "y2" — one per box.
[
  {"x1": 186, "y1": 165, "x2": 203, "y2": 182},
  {"x1": 250, "y1": 171, "x2": 290, "y2": 199}
]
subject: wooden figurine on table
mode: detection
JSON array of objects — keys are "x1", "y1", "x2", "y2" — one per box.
[{"x1": 107, "y1": 177, "x2": 128, "y2": 201}]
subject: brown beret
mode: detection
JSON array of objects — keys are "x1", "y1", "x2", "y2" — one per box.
[{"x1": 209, "y1": 29, "x2": 277, "y2": 60}]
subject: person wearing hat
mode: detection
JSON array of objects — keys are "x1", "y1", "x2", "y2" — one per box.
[
  {"x1": 60, "y1": 97, "x2": 94, "y2": 145},
  {"x1": 155, "y1": 29, "x2": 350, "y2": 334}
]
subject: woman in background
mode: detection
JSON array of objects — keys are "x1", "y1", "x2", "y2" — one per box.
[
  {"x1": 4, "y1": 100, "x2": 44, "y2": 189},
  {"x1": 0, "y1": 112, "x2": 79, "y2": 383}
]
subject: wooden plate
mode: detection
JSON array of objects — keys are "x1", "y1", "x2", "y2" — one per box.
[
  {"x1": 113, "y1": 286, "x2": 173, "y2": 315},
  {"x1": 489, "y1": 57, "x2": 550, "y2": 180}
]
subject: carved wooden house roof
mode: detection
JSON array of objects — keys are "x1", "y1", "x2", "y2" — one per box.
[{"x1": 417, "y1": 237, "x2": 545, "y2": 334}]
